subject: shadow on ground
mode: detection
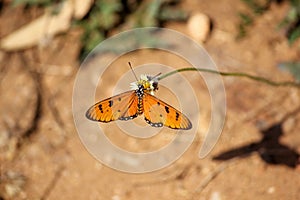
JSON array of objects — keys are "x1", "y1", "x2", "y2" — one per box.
[{"x1": 213, "y1": 106, "x2": 300, "y2": 168}]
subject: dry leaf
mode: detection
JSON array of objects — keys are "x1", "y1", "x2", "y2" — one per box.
[
  {"x1": 73, "y1": 0, "x2": 93, "y2": 19},
  {"x1": 0, "y1": 0, "x2": 92, "y2": 51}
]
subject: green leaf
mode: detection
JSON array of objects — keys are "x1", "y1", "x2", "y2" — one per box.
[
  {"x1": 12, "y1": 0, "x2": 56, "y2": 7},
  {"x1": 237, "y1": 13, "x2": 253, "y2": 38},
  {"x1": 97, "y1": 0, "x2": 122, "y2": 29},
  {"x1": 158, "y1": 8, "x2": 188, "y2": 21},
  {"x1": 278, "y1": 62, "x2": 300, "y2": 82},
  {"x1": 241, "y1": 0, "x2": 267, "y2": 15},
  {"x1": 288, "y1": 26, "x2": 300, "y2": 44},
  {"x1": 239, "y1": 13, "x2": 253, "y2": 26}
]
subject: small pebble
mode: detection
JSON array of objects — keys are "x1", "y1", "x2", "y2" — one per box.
[
  {"x1": 267, "y1": 186, "x2": 275, "y2": 194},
  {"x1": 187, "y1": 13, "x2": 211, "y2": 43},
  {"x1": 210, "y1": 191, "x2": 222, "y2": 200}
]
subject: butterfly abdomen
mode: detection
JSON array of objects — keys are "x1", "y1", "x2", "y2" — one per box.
[
  {"x1": 137, "y1": 97, "x2": 143, "y2": 114},
  {"x1": 136, "y1": 84, "x2": 144, "y2": 115}
]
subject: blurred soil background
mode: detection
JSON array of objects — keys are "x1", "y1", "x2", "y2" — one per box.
[{"x1": 1, "y1": 0, "x2": 300, "y2": 199}]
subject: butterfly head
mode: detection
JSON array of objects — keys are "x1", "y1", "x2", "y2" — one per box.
[{"x1": 130, "y1": 74, "x2": 159, "y2": 95}]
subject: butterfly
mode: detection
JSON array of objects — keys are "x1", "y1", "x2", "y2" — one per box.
[{"x1": 86, "y1": 68, "x2": 192, "y2": 130}]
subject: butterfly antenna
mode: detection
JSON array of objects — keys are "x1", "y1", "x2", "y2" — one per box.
[
  {"x1": 151, "y1": 72, "x2": 162, "y2": 81},
  {"x1": 128, "y1": 62, "x2": 139, "y2": 81}
]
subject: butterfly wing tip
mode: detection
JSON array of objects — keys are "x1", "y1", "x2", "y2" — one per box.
[
  {"x1": 180, "y1": 122, "x2": 192, "y2": 130},
  {"x1": 85, "y1": 110, "x2": 100, "y2": 122},
  {"x1": 85, "y1": 110, "x2": 94, "y2": 120},
  {"x1": 187, "y1": 122, "x2": 192, "y2": 130},
  {"x1": 85, "y1": 112, "x2": 91, "y2": 119}
]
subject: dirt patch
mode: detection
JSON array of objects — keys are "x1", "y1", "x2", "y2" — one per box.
[{"x1": 1, "y1": 0, "x2": 300, "y2": 199}]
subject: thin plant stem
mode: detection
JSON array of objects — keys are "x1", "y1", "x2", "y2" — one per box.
[{"x1": 158, "y1": 68, "x2": 300, "y2": 88}]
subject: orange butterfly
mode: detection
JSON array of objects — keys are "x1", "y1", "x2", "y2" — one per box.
[{"x1": 86, "y1": 67, "x2": 192, "y2": 130}]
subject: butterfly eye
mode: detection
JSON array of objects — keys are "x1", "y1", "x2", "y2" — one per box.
[{"x1": 152, "y1": 82, "x2": 158, "y2": 91}]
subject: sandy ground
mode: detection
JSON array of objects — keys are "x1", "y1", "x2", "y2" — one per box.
[{"x1": 1, "y1": 0, "x2": 300, "y2": 199}]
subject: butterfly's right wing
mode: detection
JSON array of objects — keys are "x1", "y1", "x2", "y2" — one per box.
[
  {"x1": 86, "y1": 91, "x2": 139, "y2": 122},
  {"x1": 143, "y1": 93, "x2": 192, "y2": 130}
]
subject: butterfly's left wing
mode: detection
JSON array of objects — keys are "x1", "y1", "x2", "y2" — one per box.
[
  {"x1": 143, "y1": 93, "x2": 192, "y2": 130},
  {"x1": 86, "y1": 91, "x2": 139, "y2": 122}
]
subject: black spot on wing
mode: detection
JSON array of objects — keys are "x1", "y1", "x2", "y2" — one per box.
[
  {"x1": 176, "y1": 112, "x2": 179, "y2": 121},
  {"x1": 108, "y1": 100, "x2": 113, "y2": 107},
  {"x1": 165, "y1": 106, "x2": 169, "y2": 113},
  {"x1": 99, "y1": 104, "x2": 103, "y2": 113}
]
